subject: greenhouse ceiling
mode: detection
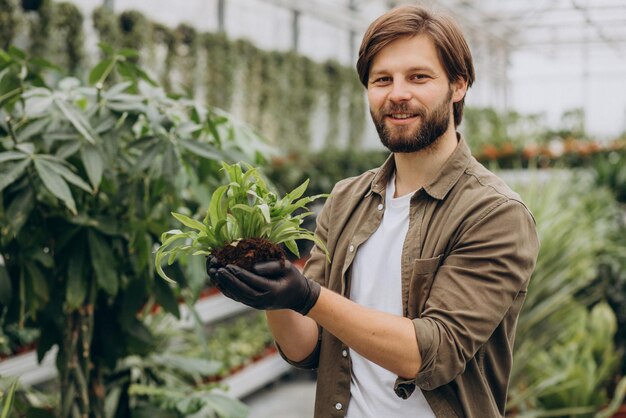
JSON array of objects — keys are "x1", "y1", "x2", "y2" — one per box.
[{"x1": 261, "y1": 0, "x2": 626, "y2": 55}]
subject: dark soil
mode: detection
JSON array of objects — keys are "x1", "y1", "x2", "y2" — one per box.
[{"x1": 212, "y1": 237, "x2": 285, "y2": 271}]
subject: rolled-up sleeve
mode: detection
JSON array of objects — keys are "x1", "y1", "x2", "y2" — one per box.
[
  {"x1": 276, "y1": 191, "x2": 334, "y2": 369},
  {"x1": 411, "y1": 198, "x2": 539, "y2": 390}
]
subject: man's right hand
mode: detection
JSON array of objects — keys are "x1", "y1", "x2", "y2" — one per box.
[{"x1": 206, "y1": 255, "x2": 266, "y2": 307}]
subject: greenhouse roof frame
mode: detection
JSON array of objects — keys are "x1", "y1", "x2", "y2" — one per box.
[{"x1": 256, "y1": 0, "x2": 626, "y2": 56}]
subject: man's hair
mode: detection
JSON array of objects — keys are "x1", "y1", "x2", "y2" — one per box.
[{"x1": 357, "y1": 5, "x2": 475, "y2": 126}]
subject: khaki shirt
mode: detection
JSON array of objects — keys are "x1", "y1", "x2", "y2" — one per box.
[{"x1": 281, "y1": 135, "x2": 539, "y2": 418}]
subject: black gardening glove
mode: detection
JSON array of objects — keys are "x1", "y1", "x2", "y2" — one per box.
[
  {"x1": 206, "y1": 255, "x2": 233, "y2": 297},
  {"x1": 210, "y1": 259, "x2": 321, "y2": 315}
]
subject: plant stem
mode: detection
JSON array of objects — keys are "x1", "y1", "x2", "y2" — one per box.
[{"x1": 5, "y1": 117, "x2": 18, "y2": 145}]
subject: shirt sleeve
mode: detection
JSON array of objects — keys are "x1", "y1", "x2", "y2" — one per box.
[
  {"x1": 276, "y1": 190, "x2": 333, "y2": 369},
  {"x1": 410, "y1": 198, "x2": 539, "y2": 390}
]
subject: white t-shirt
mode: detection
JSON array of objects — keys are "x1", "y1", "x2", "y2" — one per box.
[{"x1": 346, "y1": 174, "x2": 435, "y2": 418}]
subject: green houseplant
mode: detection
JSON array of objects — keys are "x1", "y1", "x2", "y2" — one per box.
[
  {"x1": 508, "y1": 173, "x2": 626, "y2": 417},
  {"x1": 155, "y1": 161, "x2": 328, "y2": 282},
  {"x1": 0, "y1": 44, "x2": 266, "y2": 417}
]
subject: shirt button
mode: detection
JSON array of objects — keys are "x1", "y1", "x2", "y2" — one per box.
[
  {"x1": 349, "y1": 245, "x2": 354, "y2": 253},
  {"x1": 335, "y1": 403, "x2": 343, "y2": 410},
  {"x1": 342, "y1": 349, "x2": 348, "y2": 357},
  {"x1": 377, "y1": 203, "x2": 384, "y2": 211}
]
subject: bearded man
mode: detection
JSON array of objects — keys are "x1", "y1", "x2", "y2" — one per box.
[{"x1": 208, "y1": 5, "x2": 539, "y2": 417}]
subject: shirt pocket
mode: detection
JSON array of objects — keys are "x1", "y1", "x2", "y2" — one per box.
[{"x1": 407, "y1": 254, "x2": 443, "y2": 318}]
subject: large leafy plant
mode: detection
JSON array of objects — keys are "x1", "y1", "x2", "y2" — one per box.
[
  {"x1": 0, "y1": 45, "x2": 267, "y2": 417},
  {"x1": 507, "y1": 173, "x2": 626, "y2": 416},
  {"x1": 156, "y1": 161, "x2": 328, "y2": 282}
]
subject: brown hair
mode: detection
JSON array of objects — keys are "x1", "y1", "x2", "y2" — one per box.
[{"x1": 357, "y1": 5, "x2": 475, "y2": 126}]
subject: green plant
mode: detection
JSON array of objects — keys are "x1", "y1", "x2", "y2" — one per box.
[
  {"x1": 592, "y1": 150, "x2": 626, "y2": 203},
  {"x1": 265, "y1": 147, "x2": 389, "y2": 197},
  {"x1": 508, "y1": 173, "x2": 624, "y2": 416},
  {"x1": 512, "y1": 302, "x2": 623, "y2": 417},
  {"x1": 5, "y1": 3, "x2": 369, "y2": 152},
  {"x1": 105, "y1": 312, "x2": 249, "y2": 418},
  {"x1": 0, "y1": 378, "x2": 17, "y2": 418},
  {"x1": 155, "y1": 162, "x2": 328, "y2": 281},
  {"x1": 0, "y1": 45, "x2": 266, "y2": 417},
  {"x1": 204, "y1": 313, "x2": 274, "y2": 376},
  {"x1": 0, "y1": 0, "x2": 19, "y2": 50}
]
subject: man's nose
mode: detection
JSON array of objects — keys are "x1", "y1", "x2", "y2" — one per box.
[{"x1": 389, "y1": 80, "x2": 412, "y2": 102}]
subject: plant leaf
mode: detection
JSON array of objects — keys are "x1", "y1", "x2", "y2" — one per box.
[
  {"x1": 0, "y1": 263, "x2": 12, "y2": 306},
  {"x1": 80, "y1": 143, "x2": 104, "y2": 190},
  {"x1": 0, "y1": 150, "x2": 28, "y2": 163},
  {"x1": 24, "y1": 262, "x2": 49, "y2": 305},
  {"x1": 88, "y1": 58, "x2": 115, "y2": 86},
  {"x1": 88, "y1": 230, "x2": 119, "y2": 296},
  {"x1": 283, "y1": 239, "x2": 300, "y2": 258},
  {"x1": 54, "y1": 97, "x2": 99, "y2": 144},
  {"x1": 171, "y1": 212, "x2": 206, "y2": 233},
  {"x1": 5, "y1": 185, "x2": 35, "y2": 237},
  {"x1": 33, "y1": 157, "x2": 77, "y2": 214},
  {"x1": 0, "y1": 158, "x2": 30, "y2": 193},
  {"x1": 66, "y1": 243, "x2": 88, "y2": 310},
  {"x1": 38, "y1": 156, "x2": 93, "y2": 193},
  {"x1": 180, "y1": 139, "x2": 222, "y2": 161}
]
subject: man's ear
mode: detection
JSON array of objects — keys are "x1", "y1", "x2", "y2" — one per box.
[{"x1": 451, "y1": 77, "x2": 468, "y2": 103}]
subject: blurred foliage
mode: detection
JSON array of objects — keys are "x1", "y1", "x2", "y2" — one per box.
[
  {"x1": 592, "y1": 150, "x2": 626, "y2": 203},
  {"x1": 104, "y1": 312, "x2": 267, "y2": 418},
  {"x1": 462, "y1": 107, "x2": 587, "y2": 152},
  {"x1": 0, "y1": 377, "x2": 55, "y2": 418},
  {"x1": 508, "y1": 174, "x2": 626, "y2": 416},
  {"x1": 264, "y1": 147, "x2": 389, "y2": 197},
  {"x1": 85, "y1": 5, "x2": 365, "y2": 151},
  {"x1": 0, "y1": 0, "x2": 20, "y2": 50},
  {"x1": 0, "y1": 378, "x2": 17, "y2": 418},
  {"x1": 203, "y1": 313, "x2": 274, "y2": 377},
  {"x1": 0, "y1": 44, "x2": 268, "y2": 416},
  {"x1": 2, "y1": 2, "x2": 368, "y2": 151}
]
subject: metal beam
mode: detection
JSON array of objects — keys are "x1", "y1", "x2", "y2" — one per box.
[
  {"x1": 516, "y1": 38, "x2": 626, "y2": 47},
  {"x1": 218, "y1": 0, "x2": 226, "y2": 33},
  {"x1": 519, "y1": 18, "x2": 626, "y2": 29},
  {"x1": 259, "y1": 0, "x2": 366, "y2": 33},
  {"x1": 292, "y1": 9, "x2": 300, "y2": 52}
]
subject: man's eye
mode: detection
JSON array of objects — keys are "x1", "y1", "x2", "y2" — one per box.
[
  {"x1": 411, "y1": 74, "x2": 429, "y2": 81},
  {"x1": 373, "y1": 77, "x2": 391, "y2": 84}
]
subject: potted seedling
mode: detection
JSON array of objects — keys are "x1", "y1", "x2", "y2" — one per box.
[{"x1": 155, "y1": 162, "x2": 328, "y2": 283}]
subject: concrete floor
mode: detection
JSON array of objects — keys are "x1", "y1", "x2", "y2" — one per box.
[{"x1": 245, "y1": 369, "x2": 317, "y2": 418}]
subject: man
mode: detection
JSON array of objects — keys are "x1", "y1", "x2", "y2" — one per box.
[{"x1": 208, "y1": 5, "x2": 539, "y2": 417}]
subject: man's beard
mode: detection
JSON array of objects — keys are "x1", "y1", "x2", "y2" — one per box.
[{"x1": 371, "y1": 89, "x2": 453, "y2": 153}]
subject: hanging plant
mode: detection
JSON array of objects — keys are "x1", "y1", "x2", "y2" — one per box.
[
  {"x1": 20, "y1": 0, "x2": 42, "y2": 11},
  {"x1": 173, "y1": 23, "x2": 199, "y2": 96},
  {"x1": 118, "y1": 10, "x2": 150, "y2": 61},
  {"x1": 323, "y1": 60, "x2": 344, "y2": 148},
  {"x1": 261, "y1": 51, "x2": 289, "y2": 142},
  {"x1": 346, "y1": 68, "x2": 366, "y2": 148},
  {"x1": 203, "y1": 33, "x2": 238, "y2": 110},
  {"x1": 92, "y1": 5, "x2": 122, "y2": 53},
  {"x1": 286, "y1": 54, "x2": 323, "y2": 149},
  {"x1": 151, "y1": 22, "x2": 175, "y2": 90},
  {"x1": 0, "y1": 0, "x2": 19, "y2": 49},
  {"x1": 237, "y1": 39, "x2": 264, "y2": 125},
  {"x1": 50, "y1": 2, "x2": 84, "y2": 74},
  {"x1": 27, "y1": 0, "x2": 52, "y2": 58}
]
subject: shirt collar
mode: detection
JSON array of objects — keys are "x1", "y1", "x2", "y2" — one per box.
[{"x1": 369, "y1": 133, "x2": 472, "y2": 201}]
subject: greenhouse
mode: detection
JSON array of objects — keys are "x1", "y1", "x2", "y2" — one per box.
[{"x1": 0, "y1": 0, "x2": 625, "y2": 417}]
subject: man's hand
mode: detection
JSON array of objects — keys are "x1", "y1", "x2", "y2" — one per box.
[{"x1": 207, "y1": 258, "x2": 321, "y2": 316}]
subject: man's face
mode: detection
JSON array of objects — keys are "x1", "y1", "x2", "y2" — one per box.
[{"x1": 367, "y1": 34, "x2": 459, "y2": 153}]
